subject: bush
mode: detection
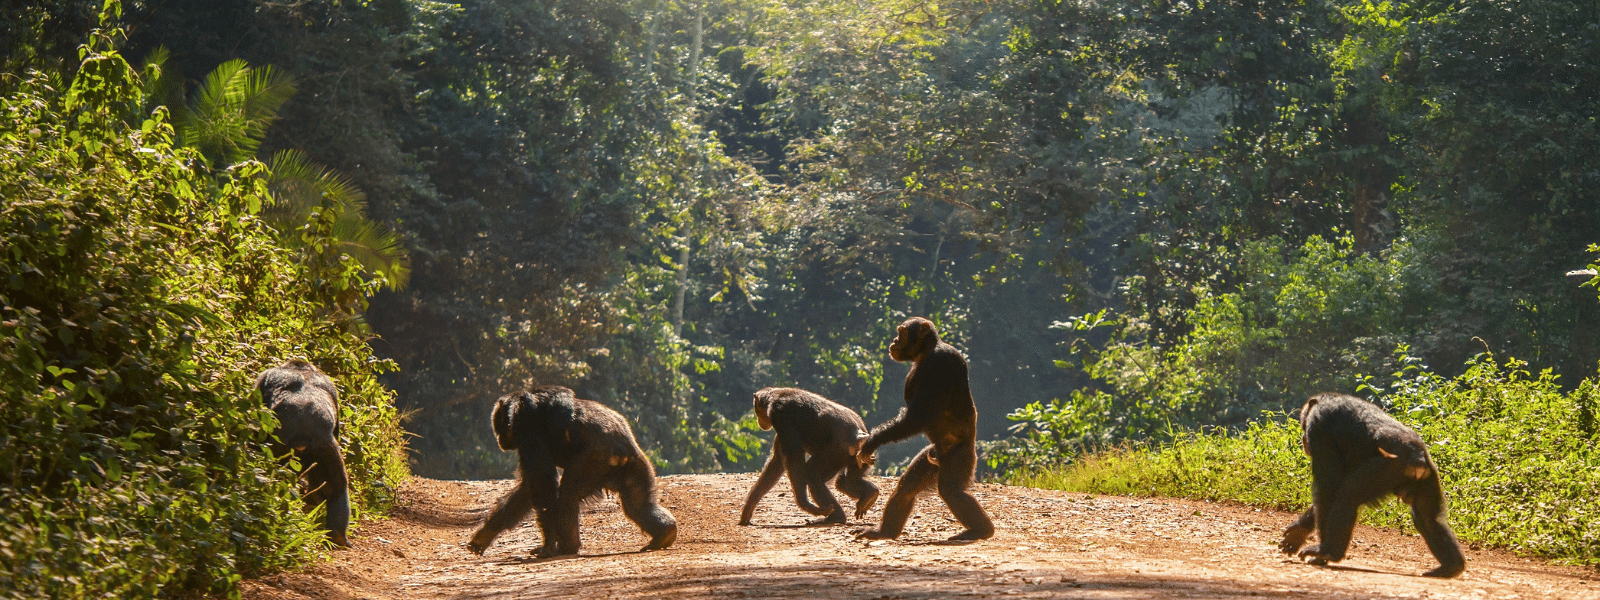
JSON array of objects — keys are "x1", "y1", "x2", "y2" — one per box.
[
  {"x1": 0, "y1": 28, "x2": 406, "y2": 598},
  {"x1": 1064, "y1": 233, "x2": 1407, "y2": 440}
]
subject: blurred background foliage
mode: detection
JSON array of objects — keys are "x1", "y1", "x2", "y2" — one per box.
[{"x1": 3, "y1": 0, "x2": 1598, "y2": 591}]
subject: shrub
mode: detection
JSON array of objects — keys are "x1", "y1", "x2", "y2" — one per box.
[{"x1": 0, "y1": 28, "x2": 406, "y2": 598}]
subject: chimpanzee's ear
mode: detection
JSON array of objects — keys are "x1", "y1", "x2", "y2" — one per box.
[{"x1": 912, "y1": 318, "x2": 939, "y2": 357}]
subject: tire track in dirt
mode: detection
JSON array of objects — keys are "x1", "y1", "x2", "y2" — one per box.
[{"x1": 239, "y1": 475, "x2": 1600, "y2": 599}]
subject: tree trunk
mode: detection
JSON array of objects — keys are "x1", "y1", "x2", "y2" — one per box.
[{"x1": 671, "y1": 1, "x2": 704, "y2": 340}]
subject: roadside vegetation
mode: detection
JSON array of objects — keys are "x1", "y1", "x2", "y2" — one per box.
[{"x1": 0, "y1": 11, "x2": 406, "y2": 598}]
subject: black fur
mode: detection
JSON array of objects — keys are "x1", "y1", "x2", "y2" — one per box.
[
  {"x1": 740, "y1": 387, "x2": 878, "y2": 525},
  {"x1": 1279, "y1": 392, "x2": 1465, "y2": 578},
  {"x1": 467, "y1": 386, "x2": 677, "y2": 557},
  {"x1": 256, "y1": 359, "x2": 350, "y2": 547},
  {"x1": 855, "y1": 317, "x2": 993, "y2": 541}
]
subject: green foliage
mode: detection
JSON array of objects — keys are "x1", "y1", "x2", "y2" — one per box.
[
  {"x1": 0, "y1": 0, "x2": 100, "y2": 87},
  {"x1": 134, "y1": 50, "x2": 411, "y2": 292},
  {"x1": 1049, "y1": 0, "x2": 1600, "y2": 415},
  {"x1": 286, "y1": 0, "x2": 1086, "y2": 477},
  {"x1": 1373, "y1": 355, "x2": 1600, "y2": 560},
  {"x1": 981, "y1": 390, "x2": 1109, "y2": 473},
  {"x1": 0, "y1": 27, "x2": 406, "y2": 598},
  {"x1": 1024, "y1": 231, "x2": 1406, "y2": 455},
  {"x1": 56, "y1": 0, "x2": 1087, "y2": 479},
  {"x1": 1018, "y1": 353, "x2": 1600, "y2": 564}
]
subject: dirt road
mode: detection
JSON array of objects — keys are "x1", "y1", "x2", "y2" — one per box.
[{"x1": 240, "y1": 475, "x2": 1600, "y2": 599}]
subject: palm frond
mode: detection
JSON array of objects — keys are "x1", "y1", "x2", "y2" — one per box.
[
  {"x1": 177, "y1": 59, "x2": 249, "y2": 164},
  {"x1": 328, "y1": 213, "x2": 411, "y2": 290},
  {"x1": 264, "y1": 149, "x2": 369, "y2": 221},
  {"x1": 241, "y1": 64, "x2": 297, "y2": 133},
  {"x1": 178, "y1": 60, "x2": 297, "y2": 167},
  {"x1": 263, "y1": 150, "x2": 409, "y2": 289}
]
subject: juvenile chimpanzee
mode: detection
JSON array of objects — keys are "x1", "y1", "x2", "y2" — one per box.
[
  {"x1": 1279, "y1": 392, "x2": 1465, "y2": 578},
  {"x1": 854, "y1": 317, "x2": 994, "y2": 541},
  {"x1": 467, "y1": 386, "x2": 677, "y2": 557},
  {"x1": 256, "y1": 359, "x2": 351, "y2": 548},
  {"x1": 739, "y1": 387, "x2": 879, "y2": 526}
]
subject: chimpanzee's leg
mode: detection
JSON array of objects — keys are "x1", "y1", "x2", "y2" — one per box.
[
  {"x1": 739, "y1": 441, "x2": 787, "y2": 525},
  {"x1": 855, "y1": 445, "x2": 938, "y2": 540},
  {"x1": 934, "y1": 440, "x2": 992, "y2": 541}
]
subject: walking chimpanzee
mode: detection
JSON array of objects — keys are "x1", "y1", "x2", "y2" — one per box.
[
  {"x1": 739, "y1": 387, "x2": 878, "y2": 525},
  {"x1": 854, "y1": 317, "x2": 994, "y2": 541},
  {"x1": 468, "y1": 386, "x2": 677, "y2": 557},
  {"x1": 1279, "y1": 392, "x2": 1465, "y2": 578}
]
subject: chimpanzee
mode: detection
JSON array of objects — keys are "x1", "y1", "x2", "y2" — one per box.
[
  {"x1": 256, "y1": 359, "x2": 351, "y2": 548},
  {"x1": 467, "y1": 386, "x2": 677, "y2": 557},
  {"x1": 854, "y1": 317, "x2": 994, "y2": 541},
  {"x1": 739, "y1": 387, "x2": 879, "y2": 526},
  {"x1": 1278, "y1": 392, "x2": 1465, "y2": 578}
]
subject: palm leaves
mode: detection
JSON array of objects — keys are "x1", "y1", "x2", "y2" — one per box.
[
  {"x1": 138, "y1": 49, "x2": 408, "y2": 290},
  {"x1": 265, "y1": 150, "x2": 410, "y2": 289},
  {"x1": 178, "y1": 59, "x2": 296, "y2": 168}
]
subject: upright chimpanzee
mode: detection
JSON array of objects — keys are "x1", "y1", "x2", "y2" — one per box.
[
  {"x1": 739, "y1": 387, "x2": 879, "y2": 526},
  {"x1": 467, "y1": 386, "x2": 677, "y2": 557},
  {"x1": 1279, "y1": 392, "x2": 1465, "y2": 578},
  {"x1": 256, "y1": 360, "x2": 351, "y2": 548},
  {"x1": 854, "y1": 317, "x2": 994, "y2": 541}
]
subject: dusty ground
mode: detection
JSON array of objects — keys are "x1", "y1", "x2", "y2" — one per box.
[{"x1": 239, "y1": 475, "x2": 1600, "y2": 599}]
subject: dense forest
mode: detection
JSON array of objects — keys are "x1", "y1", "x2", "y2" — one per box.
[{"x1": 3, "y1": 0, "x2": 1598, "y2": 596}]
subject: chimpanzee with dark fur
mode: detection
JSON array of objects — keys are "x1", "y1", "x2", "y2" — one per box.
[
  {"x1": 854, "y1": 317, "x2": 994, "y2": 541},
  {"x1": 467, "y1": 386, "x2": 677, "y2": 557},
  {"x1": 256, "y1": 359, "x2": 351, "y2": 547},
  {"x1": 739, "y1": 387, "x2": 879, "y2": 525},
  {"x1": 1279, "y1": 392, "x2": 1465, "y2": 578}
]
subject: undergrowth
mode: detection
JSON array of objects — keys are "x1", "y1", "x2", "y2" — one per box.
[{"x1": 0, "y1": 20, "x2": 407, "y2": 599}]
